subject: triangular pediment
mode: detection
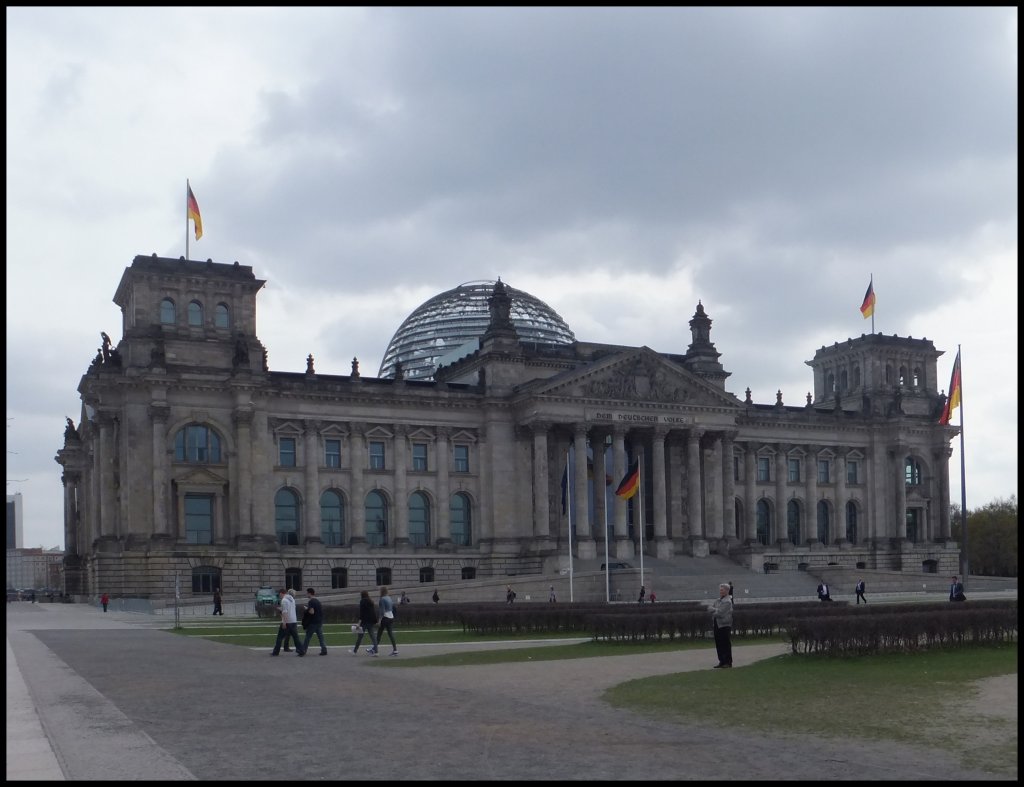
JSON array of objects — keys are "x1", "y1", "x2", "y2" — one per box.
[
  {"x1": 530, "y1": 347, "x2": 741, "y2": 408},
  {"x1": 175, "y1": 466, "x2": 229, "y2": 486}
]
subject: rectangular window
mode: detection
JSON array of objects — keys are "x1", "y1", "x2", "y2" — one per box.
[
  {"x1": 787, "y1": 458, "x2": 800, "y2": 483},
  {"x1": 279, "y1": 437, "x2": 296, "y2": 468},
  {"x1": 454, "y1": 445, "x2": 470, "y2": 473},
  {"x1": 757, "y1": 457, "x2": 770, "y2": 482},
  {"x1": 369, "y1": 441, "x2": 386, "y2": 470},
  {"x1": 185, "y1": 494, "x2": 213, "y2": 544},
  {"x1": 817, "y1": 459, "x2": 830, "y2": 484},
  {"x1": 847, "y1": 460, "x2": 859, "y2": 485},
  {"x1": 325, "y1": 439, "x2": 341, "y2": 468},
  {"x1": 733, "y1": 456, "x2": 740, "y2": 483},
  {"x1": 412, "y1": 442, "x2": 428, "y2": 472}
]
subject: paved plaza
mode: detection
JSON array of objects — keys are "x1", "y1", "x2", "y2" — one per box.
[{"x1": 6, "y1": 601, "x2": 1015, "y2": 781}]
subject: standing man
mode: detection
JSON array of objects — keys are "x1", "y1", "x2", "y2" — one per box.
[
  {"x1": 817, "y1": 581, "x2": 832, "y2": 602},
  {"x1": 949, "y1": 575, "x2": 966, "y2": 602},
  {"x1": 213, "y1": 588, "x2": 223, "y2": 616},
  {"x1": 301, "y1": 588, "x2": 328, "y2": 655},
  {"x1": 101, "y1": 592, "x2": 109, "y2": 612},
  {"x1": 548, "y1": 585, "x2": 557, "y2": 603},
  {"x1": 271, "y1": 588, "x2": 304, "y2": 656},
  {"x1": 638, "y1": 584, "x2": 646, "y2": 604},
  {"x1": 711, "y1": 582, "x2": 733, "y2": 669},
  {"x1": 855, "y1": 578, "x2": 867, "y2": 604}
]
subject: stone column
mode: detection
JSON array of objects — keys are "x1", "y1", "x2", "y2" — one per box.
[
  {"x1": 393, "y1": 425, "x2": 410, "y2": 549},
  {"x1": 594, "y1": 431, "x2": 611, "y2": 555},
  {"x1": 687, "y1": 428, "x2": 706, "y2": 556},
  {"x1": 936, "y1": 446, "x2": 952, "y2": 540},
  {"x1": 774, "y1": 447, "x2": 787, "y2": 546},
  {"x1": 62, "y1": 471, "x2": 80, "y2": 557},
  {"x1": 804, "y1": 449, "x2": 818, "y2": 545},
  {"x1": 835, "y1": 450, "x2": 848, "y2": 543},
  {"x1": 532, "y1": 423, "x2": 551, "y2": 542},
  {"x1": 744, "y1": 444, "x2": 758, "y2": 544},
  {"x1": 349, "y1": 425, "x2": 367, "y2": 544},
  {"x1": 721, "y1": 431, "x2": 737, "y2": 542},
  {"x1": 232, "y1": 405, "x2": 254, "y2": 540},
  {"x1": 894, "y1": 446, "x2": 908, "y2": 540},
  {"x1": 304, "y1": 420, "x2": 322, "y2": 545},
  {"x1": 97, "y1": 411, "x2": 117, "y2": 540},
  {"x1": 612, "y1": 426, "x2": 630, "y2": 557},
  {"x1": 435, "y1": 427, "x2": 452, "y2": 546},
  {"x1": 573, "y1": 423, "x2": 596, "y2": 559},
  {"x1": 652, "y1": 427, "x2": 671, "y2": 559},
  {"x1": 150, "y1": 404, "x2": 170, "y2": 539},
  {"x1": 705, "y1": 434, "x2": 723, "y2": 542}
]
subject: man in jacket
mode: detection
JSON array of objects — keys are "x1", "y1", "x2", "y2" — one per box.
[
  {"x1": 949, "y1": 576, "x2": 966, "y2": 602},
  {"x1": 271, "y1": 588, "x2": 305, "y2": 656},
  {"x1": 301, "y1": 587, "x2": 327, "y2": 655},
  {"x1": 711, "y1": 583, "x2": 733, "y2": 669}
]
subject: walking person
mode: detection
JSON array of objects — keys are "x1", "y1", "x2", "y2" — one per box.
[
  {"x1": 432, "y1": 589, "x2": 440, "y2": 603},
  {"x1": 855, "y1": 578, "x2": 867, "y2": 604},
  {"x1": 548, "y1": 585, "x2": 557, "y2": 603},
  {"x1": 638, "y1": 584, "x2": 646, "y2": 604},
  {"x1": 949, "y1": 575, "x2": 966, "y2": 602},
  {"x1": 301, "y1": 587, "x2": 328, "y2": 655},
  {"x1": 817, "y1": 581, "x2": 832, "y2": 602},
  {"x1": 352, "y1": 590, "x2": 379, "y2": 655},
  {"x1": 506, "y1": 584, "x2": 516, "y2": 604},
  {"x1": 270, "y1": 588, "x2": 305, "y2": 656},
  {"x1": 711, "y1": 582, "x2": 733, "y2": 669},
  {"x1": 101, "y1": 592, "x2": 109, "y2": 612},
  {"x1": 375, "y1": 586, "x2": 398, "y2": 656},
  {"x1": 213, "y1": 588, "x2": 224, "y2": 616}
]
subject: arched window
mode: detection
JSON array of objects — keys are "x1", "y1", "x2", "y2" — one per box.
[
  {"x1": 188, "y1": 300, "x2": 204, "y2": 326},
  {"x1": 839, "y1": 369, "x2": 849, "y2": 393},
  {"x1": 905, "y1": 458, "x2": 922, "y2": 486},
  {"x1": 853, "y1": 364, "x2": 861, "y2": 389},
  {"x1": 885, "y1": 364, "x2": 893, "y2": 385},
  {"x1": 899, "y1": 366, "x2": 907, "y2": 386},
  {"x1": 366, "y1": 491, "x2": 388, "y2": 546},
  {"x1": 817, "y1": 501, "x2": 830, "y2": 544},
  {"x1": 451, "y1": 492, "x2": 472, "y2": 546},
  {"x1": 174, "y1": 424, "x2": 222, "y2": 463},
  {"x1": 160, "y1": 298, "x2": 176, "y2": 324},
  {"x1": 408, "y1": 492, "x2": 431, "y2": 547},
  {"x1": 825, "y1": 372, "x2": 835, "y2": 393},
  {"x1": 912, "y1": 367, "x2": 922, "y2": 387},
  {"x1": 756, "y1": 499, "x2": 772, "y2": 546},
  {"x1": 275, "y1": 488, "x2": 300, "y2": 546},
  {"x1": 787, "y1": 500, "x2": 800, "y2": 545},
  {"x1": 214, "y1": 303, "x2": 230, "y2": 329},
  {"x1": 331, "y1": 567, "x2": 348, "y2": 589},
  {"x1": 846, "y1": 502, "x2": 858, "y2": 543},
  {"x1": 320, "y1": 490, "x2": 344, "y2": 546},
  {"x1": 191, "y1": 565, "x2": 220, "y2": 594}
]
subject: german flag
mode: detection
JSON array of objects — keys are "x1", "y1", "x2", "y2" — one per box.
[
  {"x1": 938, "y1": 349, "x2": 961, "y2": 425},
  {"x1": 614, "y1": 458, "x2": 639, "y2": 500},
  {"x1": 187, "y1": 182, "x2": 203, "y2": 241},
  {"x1": 859, "y1": 279, "x2": 875, "y2": 318}
]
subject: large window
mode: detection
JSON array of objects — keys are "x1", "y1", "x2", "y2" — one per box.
[
  {"x1": 320, "y1": 490, "x2": 344, "y2": 546},
  {"x1": 786, "y1": 500, "x2": 800, "y2": 545},
  {"x1": 846, "y1": 502, "x2": 858, "y2": 543},
  {"x1": 188, "y1": 300, "x2": 204, "y2": 326},
  {"x1": 756, "y1": 499, "x2": 772, "y2": 545},
  {"x1": 160, "y1": 298, "x2": 176, "y2": 324},
  {"x1": 375, "y1": 567, "x2": 392, "y2": 586},
  {"x1": 906, "y1": 508, "x2": 920, "y2": 543},
  {"x1": 408, "y1": 492, "x2": 430, "y2": 546},
  {"x1": 324, "y1": 439, "x2": 341, "y2": 468},
  {"x1": 275, "y1": 488, "x2": 300, "y2": 546},
  {"x1": 451, "y1": 492, "x2": 472, "y2": 546},
  {"x1": 366, "y1": 491, "x2": 388, "y2": 546},
  {"x1": 905, "y1": 458, "x2": 921, "y2": 486},
  {"x1": 787, "y1": 458, "x2": 801, "y2": 483},
  {"x1": 285, "y1": 568, "x2": 302, "y2": 591},
  {"x1": 369, "y1": 441, "x2": 386, "y2": 470},
  {"x1": 419, "y1": 566, "x2": 434, "y2": 583},
  {"x1": 757, "y1": 457, "x2": 771, "y2": 482},
  {"x1": 412, "y1": 443, "x2": 428, "y2": 472},
  {"x1": 185, "y1": 494, "x2": 214, "y2": 544},
  {"x1": 847, "y1": 460, "x2": 859, "y2": 485},
  {"x1": 331, "y1": 567, "x2": 348, "y2": 589},
  {"x1": 175, "y1": 424, "x2": 222, "y2": 463},
  {"x1": 461, "y1": 566, "x2": 476, "y2": 580},
  {"x1": 279, "y1": 437, "x2": 297, "y2": 468},
  {"x1": 454, "y1": 445, "x2": 470, "y2": 473},
  {"x1": 817, "y1": 459, "x2": 830, "y2": 484},
  {"x1": 191, "y1": 565, "x2": 220, "y2": 594},
  {"x1": 214, "y1": 303, "x2": 230, "y2": 328},
  {"x1": 817, "y1": 501, "x2": 830, "y2": 544}
]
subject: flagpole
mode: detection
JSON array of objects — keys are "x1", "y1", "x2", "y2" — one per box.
[
  {"x1": 870, "y1": 273, "x2": 875, "y2": 334},
  {"x1": 638, "y1": 458, "x2": 644, "y2": 591},
  {"x1": 185, "y1": 180, "x2": 190, "y2": 261},
  {"x1": 604, "y1": 438, "x2": 611, "y2": 603},
  {"x1": 567, "y1": 448, "x2": 574, "y2": 603},
  {"x1": 957, "y1": 345, "x2": 968, "y2": 589}
]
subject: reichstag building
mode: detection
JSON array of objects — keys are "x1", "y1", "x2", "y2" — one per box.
[{"x1": 56, "y1": 255, "x2": 960, "y2": 599}]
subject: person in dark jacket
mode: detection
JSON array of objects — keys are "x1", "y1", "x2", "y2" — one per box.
[
  {"x1": 212, "y1": 589, "x2": 223, "y2": 615},
  {"x1": 301, "y1": 587, "x2": 327, "y2": 655},
  {"x1": 949, "y1": 576, "x2": 966, "y2": 602},
  {"x1": 711, "y1": 583, "x2": 733, "y2": 668},
  {"x1": 351, "y1": 590, "x2": 379, "y2": 655}
]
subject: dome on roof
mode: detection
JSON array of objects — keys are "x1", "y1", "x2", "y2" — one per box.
[{"x1": 378, "y1": 280, "x2": 575, "y2": 380}]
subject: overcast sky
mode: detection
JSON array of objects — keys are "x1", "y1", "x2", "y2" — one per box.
[{"x1": 6, "y1": 7, "x2": 1017, "y2": 550}]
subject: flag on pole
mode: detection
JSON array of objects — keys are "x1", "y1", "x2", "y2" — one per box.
[
  {"x1": 938, "y1": 349, "x2": 962, "y2": 425},
  {"x1": 560, "y1": 463, "x2": 568, "y2": 515},
  {"x1": 614, "y1": 458, "x2": 640, "y2": 500},
  {"x1": 859, "y1": 279, "x2": 875, "y2": 318},
  {"x1": 187, "y1": 182, "x2": 203, "y2": 241}
]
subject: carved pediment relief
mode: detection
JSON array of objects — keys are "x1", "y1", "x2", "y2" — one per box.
[
  {"x1": 269, "y1": 418, "x2": 303, "y2": 436},
  {"x1": 536, "y1": 349, "x2": 738, "y2": 408},
  {"x1": 174, "y1": 466, "x2": 229, "y2": 486}
]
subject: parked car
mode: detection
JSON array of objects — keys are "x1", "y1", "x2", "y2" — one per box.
[
  {"x1": 600, "y1": 562, "x2": 632, "y2": 570},
  {"x1": 254, "y1": 585, "x2": 278, "y2": 614}
]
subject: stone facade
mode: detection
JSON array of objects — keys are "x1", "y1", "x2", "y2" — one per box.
[{"x1": 55, "y1": 255, "x2": 961, "y2": 600}]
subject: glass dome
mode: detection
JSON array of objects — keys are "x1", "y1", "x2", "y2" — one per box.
[{"x1": 378, "y1": 280, "x2": 575, "y2": 380}]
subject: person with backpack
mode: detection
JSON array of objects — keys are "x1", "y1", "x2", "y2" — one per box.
[
  {"x1": 949, "y1": 575, "x2": 966, "y2": 602},
  {"x1": 373, "y1": 586, "x2": 398, "y2": 656},
  {"x1": 855, "y1": 578, "x2": 867, "y2": 604}
]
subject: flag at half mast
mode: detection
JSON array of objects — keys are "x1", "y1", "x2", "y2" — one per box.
[
  {"x1": 938, "y1": 349, "x2": 962, "y2": 425},
  {"x1": 187, "y1": 182, "x2": 203, "y2": 241},
  {"x1": 614, "y1": 458, "x2": 640, "y2": 500}
]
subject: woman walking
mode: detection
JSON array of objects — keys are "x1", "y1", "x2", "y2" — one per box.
[
  {"x1": 351, "y1": 590, "x2": 379, "y2": 656},
  {"x1": 375, "y1": 586, "x2": 398, "y2": 656}
]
